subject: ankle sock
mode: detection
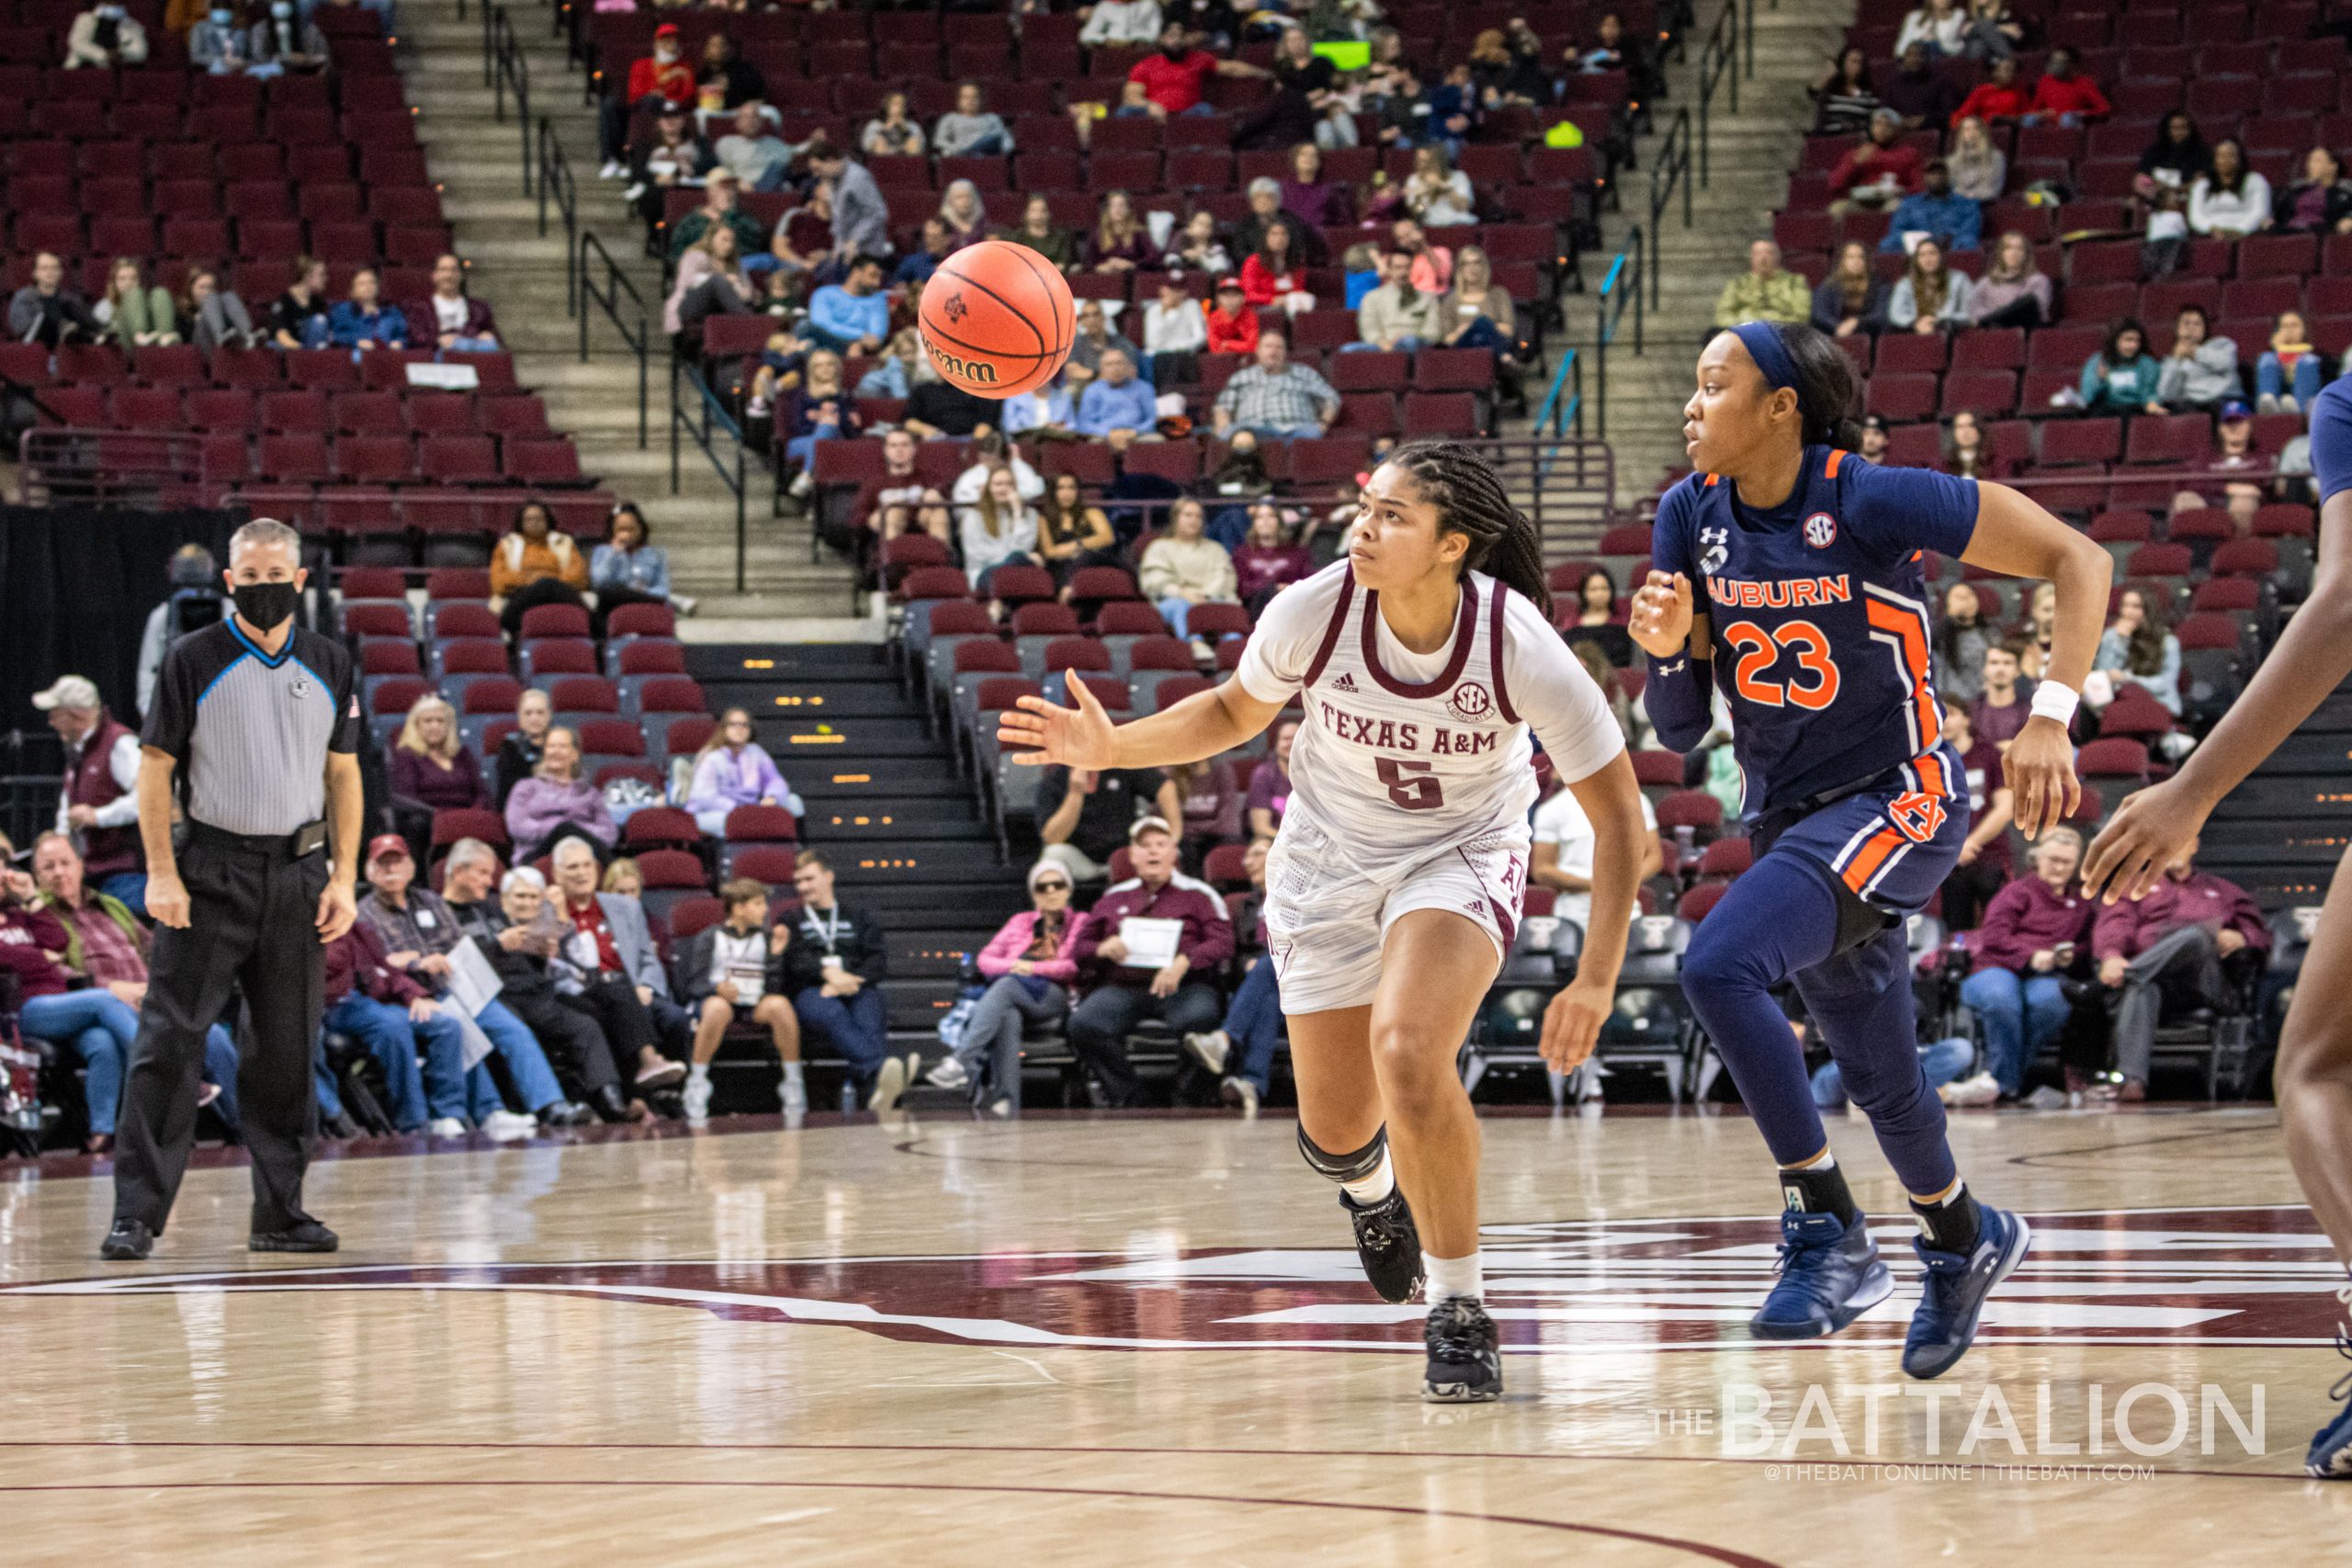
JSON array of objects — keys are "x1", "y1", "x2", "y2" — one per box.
[
  {"x1": 1340, "y1": 1148, "x2": 1396, "y2": 1207},
  {"x1": 1425, "y1": 1250, "x2": 1484, "y2": 1304}
]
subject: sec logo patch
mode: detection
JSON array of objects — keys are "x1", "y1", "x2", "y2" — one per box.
[{"x1": 1804, "y1": 512, "x2": 1838, "y2": 548}]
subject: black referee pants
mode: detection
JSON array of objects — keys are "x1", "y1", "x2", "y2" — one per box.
[{"x1": 113, "y1": 831, "x2": 330, "y2": 1235}]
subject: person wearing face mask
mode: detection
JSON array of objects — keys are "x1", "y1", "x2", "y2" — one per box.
[
  {"x1": 188, "y1": 3, "x2": 256, "y2": 76},
  {"x1": 66, "y1": 1, "x2": 148, "y2": 67},
  {"x1": 247, "y1": 0, "x2": 325, "y2": 73},
  {"x1": 137, "y1": 545, "x2": 225, "y2": 720},
  {"x1": 100, "y1": 518, "x2": 365, "y2": 1264}
]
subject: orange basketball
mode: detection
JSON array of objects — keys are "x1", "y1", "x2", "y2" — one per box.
[{"x1": 918, "y1": 240, "x2": 1076, "y2": 399}]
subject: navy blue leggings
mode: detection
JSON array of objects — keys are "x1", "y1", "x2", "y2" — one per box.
[{"x1": 1680, "y1": 850, "x2": 1957, "y2": 1197}]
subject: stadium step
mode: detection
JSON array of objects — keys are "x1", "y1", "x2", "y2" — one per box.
[
  {"x1": 797, "y1": 761, "x2": 962, "y2": 801},
  {"x1": 802, "y1": 803, "x2": 992, "y2": 845},
  {"x1": 687, "y1": 644, "x2": 893, "y2": 682}
]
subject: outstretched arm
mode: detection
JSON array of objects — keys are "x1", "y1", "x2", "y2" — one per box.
[
  {"x1": 1000, "y1": 673, "x2": 1287, "y2": 772},
  {"x1": 1540, "y1": 750, "x2": 1646, "y2": 1073}
]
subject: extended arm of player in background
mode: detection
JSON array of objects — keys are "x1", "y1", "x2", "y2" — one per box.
[
  {"x1": 2084, "y1": 383, "x2": 2352, "y2": 902},
  {"x1": 1001, "y1": 674, "x2": 1287, "y2": 773},
  {"x1": 1539, "y1": 750, "x2": 1648, "y2": 1072}
]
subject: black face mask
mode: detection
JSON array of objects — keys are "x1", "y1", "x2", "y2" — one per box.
[{"x1": 232, "y1": 580, "x2": 300, "y2": 632}]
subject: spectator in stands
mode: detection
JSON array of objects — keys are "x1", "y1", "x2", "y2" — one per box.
[
  {"x1": 626, "y1": 100, "x2": 716, "y2": 219},
  {"x1": 1131, "y1": 17, "x2": 1267, "y2": 116},
  {"x1": 809, "y1": 142, "x2": 890, "y2": 270},
  {"x1": 1829, "y1": 109, "x2": 1925, "y2": 213},
  {"x1": 247, "y1": 2, "x2": 326, "y2": 74},
  {"x1": 2022, "y1": 45, "x2": 2109, "y2": 128},
  {"x1": 1712, "y1": 239, "x2": 1810, "y2": 329},
  {"x1": 957, "y1": 467, "x2": 1043, "y2": 590},
  {"x1": 2188, "y1": 139, "x2": 2271, "y2": 240},
  {"x1": 1165, "y1": 210, "x2": 1234, "y2": 276},
  {"x1": 998, "y1": 196, "x2": 1079, "y2": 273},
  {"x1": 1941, "y1": 409, "x2": 2009, "y2": 479},
  {"x1": 1082, "y1": 0, "x2": 1164, "y2": 45},
  {"x1": 1351, "y1": 248, "x2": 1441, "y2": 351},
  {"x1": 358, "y1": 836, "x2": 575, "y2": 1134},
  {"x1": 1561, "y1": 570, "x2": 1632, "y2": 667},
  {"x1": 1944, "y1": 116, "x2": 2005, "y2": 205},
  {"x1": 1140, "y1": 498, "x2": 1238, "y2": 641},
  {"x1": 902, "y1": 376, "x2": 997, "y2": 441},
  {"x1": 1246, "y1": 718, "x2": 1298, "y2": 840},
  {"x1": 266, "y1": 254, "x2": 330, "y2": 350},
  {"x1": 1961, "y1": 0, "x2": 2023, "y2": 58},
  {"x1": 1231, "y1": 502, "x2": 1312, "y2": 613},
  {"x1": 712, "y1": 106, "x2": 793, "y2": 196},
  {"x1": 882, "y1": 222, "x2": 951, "y2": 290},
  {"x1": 1959, "y1": 825, "x2": 2087, "y2": 1097},
  {"x1": 34, "y1": 674, "x2": 144, "y2": 913},
  {"x1": 65, "y1": 1, "x2": 147, "y2": 67},
  {"x1": 936, "y1": 179, "x2": 990, "y2": 253},
  {"x1": 676, "y1": 877, "x2": 803, "y2": 1121},
  {"x1": 328, "y1": 267, "x2": 407, "y2": 352},
  {"x1": 1880, "y1": 41, "x2": 1962, "y2": 132},
  {"x1": 2092, "y1": 839, "x2": 2267, "y2": 1103},
  {"x1": 1238, "y1": 23, "x2": 1344, "y2": 152},
  {"x1": 762, "y1": 182, "x2": 835, "y2": 285},
  {"x1": 491, "y1": 499, "x2": 592, "y2": 631},
  {"x1": 8, "y1": 253, "x2": 99, "y2": 349},
  {"x1": 599, "y1": 23, "x2": 695, "y2": 179},
  {"x1": 94, "y1": 258, "x2": 179, "y2": 349},
  {"x1": 842, "y1": 93, "x2": 918, "y2": 164},
  {"x1": 1066, "y1": 818, "x2": 1233, "y2": 1107},
  {"x1": 779, "y1": 349, "x2": 861, "y2": 476},
  {"x1": 385, "y1": 695, "x2": 488, "y2": 858},
  {"x1": 686, "y1": 706, "x2": 802, "y2": 834},
  {"x1": 1886, "y1": 236, "x2": 1971, "y2": 333},
  {"x1": 1569, "y1": 10, "x2": 1636, "y2": 78},
  {"x1": 2078, "y1": 317, "x2": 2165, "y2": 414},
  {"x1": 494, "y1": 688, "x2": 552, "y2": 808},
  {"x1": 446, "y1": 856, "x2": 638, "y2": 1123},
  {"x1": 1214, "y1": 332, "x2": 1339, "y2": 439},
  {"x1": 1181, "y1": 837, "x2": 1275, "y2": 1111},
  {"x1": 1280, "y1": 143, "x2": 1353, "y2": 230},
  {"x1": 2156, "y1": 304, "x2": 2241, "y2": 412},
  {"x1": 1935, "y1": 583, "x2": 1994, "y2": 702},
  {"x1": 1809, "y1": 242, "x2": 1887, "y2": 338},
  {"x1": 926, "y1": 860, "x2": 1082, "y2": 1110},
  {"x1": 2256, "y1": 310, "x2": 2324, "y2": 413},
  {"x1": 1000, "y1": 373, "x2": 1080, "y2": 440},
  {"x1": 2271, "y1": 147, "x2": 2352, "y2": 235},
  {"x1": 1402, "y1": 145, "x2": 1476, "y2": 229},
  {"x1": 1232, "y1": 180, "x2": 1300, "y2": 267},
  {"x1": 589, "y1": 502, "x2": 676, "y2": 625},
  {"x1": 2021, "y1": 581, "x2": 2058, "y2": 678},
  {"x1": 1950, "y1": 55, "x2": 2026, "y2": 128},
  {"x1": 668, "y1": 225, "x2": 759, "y2": 345},
  {"x1": 2094, "y1": 587, "x2": 2183, "y2": 717},
  {"x1": 136, "y1": 546, "x2": 217, "y2": 719},
  {"x1": 1529, "y1": 751, "x2": 1661, "y2": 940},
  {"x1": 1239, "y1": 221, "x2": 1316, "y2": 317},
  {"x1": 403, "y1": 253, "x2": 499, "y2": 355},
  {"x1": 781, "y1": 850, "x2": 905, "y2": 1111},
  {"x1": 184, "y1": 266, "x2": 260, "y2": 352},
  {"x1": 1934, "y1": 701, "x2": 2015, "y2": 931},
  {"x1": 1468, "y1": 22, "x2": 1550, "y2": 108},
  {"x1": 188, "y1": 4, "x2": 260, "y2": 75},
  {"x1": 1894, "y1": 0, "x2": 1966, "y2": 57},
  {"x1": 2136, "y1": 112, "x2": 2211, "y2": 205},
  {"x1": 1811, "y1": 47, "x2": 1880, "y2": 137},
  {"x1": 548, "y1": 836, "x2": 691, "y2": 1097},
  {"x1": 857, "y1": 428, "x2": 944, "y2": 544},
  {"x1": 1965, "y1": 231, "x2": 2046, "y2": 327},
  {"x1": 668, "y1": 168, "x2": 765, "y2": 266},
  {"x1": 1065, "y1": 299, "x2": 1145, "y2": 391},
  {"x1": 934, "y1": 80, "x2": 1013, "y2": 158},
  {"x1": 602, "y1": 860, "x2": 641, "y2": 899},
  {"x1": 1141, "y1": 270, "x2": 1208, "y2": 378},
  {"x1": 507, "y1": 728, "x2": 617, "y2": 860},
  {"x1": 322, "y1": 910, "x2": 472, "y2": 1137},
  {"x1": 1075, "y1": 349, "x2": 1160, "y2": 453},
  {"x1": 2204, "y1": 400, "x2": 2270, "y2": 524},
  {"x1": 1856, "y1": 412, "x2": 1891, "y2": 463},
  {"x1": 953, "y1": 430, "x2": 1046, "y2": 510},
  {"x1": 803, "y1": 255, "x2": 889, "y2": 355},
  {"x1": 1028, "y1": 476, "x2": 1115, "y2": 589},
  {"x1": 1204, "y1": 275, "x2": 1261, "y2": 355},
  {"x1": 1086, "y1": 191, "x2": 1159, "y2": 276},
  {"x1": 1971, "y1": 637, "x2": 2034, "y2": 748},
  {"x1": 1882, "y1": 162, "x2": 1982, "y2": 255},
  {"x1": 697, "y1": 31, "x2": 765, "y2": 110},
  {"x1": 1038, "y1": 753, "x2": 1182, "y2": 881}
]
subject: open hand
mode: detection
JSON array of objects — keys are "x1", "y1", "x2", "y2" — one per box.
[
  {"x1": 316, "y1": 878, "x2": 357, "y2": 942},
  {"x1": 1628, "y1": 571, "x2": 1696, "y2": 660},
  {"x1": 998, "y1": 676, "x2": 1119, "y2": 769},
  {"x1": 2004, "y1": 716, "x2": 2081, "y2": 841},
  {"x1": 1539, "y1": 976, "x2": 1611, "y2": 1073},
  {"x1": 2081, "y1": 776, "x2": 2207, "y2": 904}
]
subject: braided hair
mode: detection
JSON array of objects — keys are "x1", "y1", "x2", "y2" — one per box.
[{"x1": 1381, "y1": 441, "x2": 1554, "y2": 620}]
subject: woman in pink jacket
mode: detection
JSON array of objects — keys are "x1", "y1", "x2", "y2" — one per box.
[{"x1": 925, "y1": 862, "x2": 1081, "y2": 1114}]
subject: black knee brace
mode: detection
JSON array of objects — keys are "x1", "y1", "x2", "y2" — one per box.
[{"x1": 1298, "y1": 1123, "x2": 1387, "y2": 1184}]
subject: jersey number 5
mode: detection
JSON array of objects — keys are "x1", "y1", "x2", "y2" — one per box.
[
  {"x1": 1377, "y1": 758, "x2": 1445, "y2": 811},
  {"x1": 1724, "y1": 619, "x2": 1842, "y2": 711}
]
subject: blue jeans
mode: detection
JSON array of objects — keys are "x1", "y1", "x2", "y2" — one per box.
[
  {"x1": 1223, "y1": 956, "x2": 1285, "y2": 1094},
  {"x1": 794, "y1": 985, "x2": 890, "y2": 1094},
  {"x1": 1157, "y1": 595, "x2": 1196, "y2": 636},
  {"x1": 2257, "y1": 353, "x2": 2323, "y2": 405},
  {"x1": 1811, "y1": 1038, "x2": 1975, "y2": 1109},
  {"x1": 324, "y1": 994, "x2": 463, "y2": 1131},
  {"x1": 949, "y1": 975, "x2": 1069, "y2": 1112},
  {"x1": 17, "y1": 990, "x2": 225, "y2": 1138},
  {"x1": 1238, "y1": 421, "x2": 1325, "y2": 439},
  {"x1": 473, "y1": 998, "x2": 566, "y2": 1113},
  {"x1": 1958, "y1": 966, "x2": 2071, "y2": 1097},
  {"x1": 439, "y1": 335, "x2": 501, "y2": 355},
  {"x1": 96, "y1": 872, "x2": 149, "y2": 918},
  {"x1": 1340, "y1": 335, "x2": 1422, "y2": 353},
  {"x1": 314, "y1": 1033, "x2": 346, "y2": 1122},
  {"x1": 785, "y1": 422, "x2": 841, "y2": 468}
]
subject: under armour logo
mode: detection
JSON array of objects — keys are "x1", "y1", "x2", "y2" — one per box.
[{"x1": 1657, "y1": 660, "x2": 1687, "y2": 677}]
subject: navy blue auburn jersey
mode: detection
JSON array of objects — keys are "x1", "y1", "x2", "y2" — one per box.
[{"x1": 1652, "y1": 446, "x2": 1980, "y2": 821}]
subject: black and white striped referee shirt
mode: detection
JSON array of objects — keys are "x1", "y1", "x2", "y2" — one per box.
[{"x1": 141, "y1": 618, "x2": 362, "y2": 837}]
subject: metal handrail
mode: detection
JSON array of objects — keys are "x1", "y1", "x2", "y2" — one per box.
[
  {"x1": 578, "y1": 230, "x2": 649, "y2": 449},
  {"x1": 1696, "y1": 1, "x2": 1738, "y2": 188},
  {"x1": 537, "y1": 116, "x2": 579, "y2": 316},
  {"x1": 1594, "y1": 228, "x2": 1645, "y2": 438},
  {"x1": 1647, "y1": 109, "x2": 1692, "y2": 306},
  {"x1": 489, "y1": 6, "x2": 532, "y2": 197},
  {"x1": 671, "y1": 360, "x2": 749, "y2": 592},
  {"x1": 1532, "y1": 348, "x2": 1583, "y2": 441}
]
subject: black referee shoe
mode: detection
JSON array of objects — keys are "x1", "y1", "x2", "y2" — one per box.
[
  {"x1": 1340, "y1": 1187, "x2": 1426, "y2": 1304},
  {"x1": 250, "y1": 1220, "x2": 340, "y2": 1253},
  {"x1": 99, "y1": 1219, "x2": 155, "y2": 1260}
]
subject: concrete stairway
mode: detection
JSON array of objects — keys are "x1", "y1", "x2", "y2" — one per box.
[
  {"x1": 1548, "y1": 0, "x2": 1855, "y2": 508},
  {"x1": 396, "y1": 0, "x2": 861, "y2": 629}
]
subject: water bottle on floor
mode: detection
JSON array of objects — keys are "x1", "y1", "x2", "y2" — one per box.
[{"x1": 839, "y1": 1077, "x2": 857, "y2": 1114}]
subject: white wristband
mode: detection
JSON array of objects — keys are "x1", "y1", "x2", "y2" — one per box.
[{"x1": 2029, "y1": 682, "x2": 2080, "y2": 728}]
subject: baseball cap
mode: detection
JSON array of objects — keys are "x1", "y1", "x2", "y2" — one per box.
[
  {"x1": 706, "y1": 165, "x2": 739, "y2": 185},
  {"x1": 657, "y1": 97, "x2": 687, "y2": 116},
  {"x1": 1859, "y1": 412, "x2": 1889, "y2": 434},
  {"x1": 653, "y1": 21, "x2": 678, "y2": 37},
  {"x1": 30, "y1": 675, "x2": 99, "y2": 711},
  {"x1": 1128, "y1": 815, "x2": 1175, "y2": 843},
  {"x1": 2219, "y1": 398, "x2": 2252, "y2": 421},
  {"x1": 366, "y1": 833, "x2": 413, "y2": 866},
  {"x1": 1214, "y1": 275, "x2": 1244, "y2": 292}
]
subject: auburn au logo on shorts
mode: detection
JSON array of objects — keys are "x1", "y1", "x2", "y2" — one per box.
[{"x1": 1804, "y1": 512, "x2": 1838, "y2": 549}]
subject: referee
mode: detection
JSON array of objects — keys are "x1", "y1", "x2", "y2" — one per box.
[{"x1": 101, "y1": 518, "x2": 364, "y2": 1260}]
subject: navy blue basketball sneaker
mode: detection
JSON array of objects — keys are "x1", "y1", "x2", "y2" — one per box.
[
  {"x1": 1749, "y1": 1210, "x2": 1895, "y2": 1340},
  {"x1": 2308, "y1": 1284, "x2": 2352, "y2": 1480},
  {"x1": 1903, "y1": 1203, "x2": 2031, "y2": 1380}
]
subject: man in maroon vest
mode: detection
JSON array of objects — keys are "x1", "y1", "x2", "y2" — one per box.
[{"x1": 34, "y1": 674, "x2": 146, "y2": 917}]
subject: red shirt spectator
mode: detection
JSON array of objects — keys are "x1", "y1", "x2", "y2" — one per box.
[
  {"x1": 1072, "y1": 862, "x2": 1235, "y2": 989},
  {"x1": 2029, "y1": 64, "x2": 2110, "y2": 122},
  {"x1": 2090, "y1": 865, "x2": 2267, "y2": 961},
  {"x1": 1951, "y1": 78, "x2": 2030, "y2": 126},
  {"x1": 627, "y1": 27, "x2": 695, "y2": 108},
  {"x1": 1830, "y1": 138, "x2": 1925, "y2": 201},
  {"x1": 0, "y1": 897, "x2": 72, "y2": 1002},
  {"x1": 1129, "y1": 48, "x2": 1219, "y2": 115},
  {"x1": 323, "y1": 919, "x2": 430, "y2": 1007},
  {"x1": 1969, "y1": 874, "x2": 2095, "y2": 975},
  {"x1": 1205, "y1": 287, "x2": 1260, "y2": 354}
]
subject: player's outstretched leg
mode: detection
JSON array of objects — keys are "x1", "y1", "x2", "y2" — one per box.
[
  {"x1": 1679, "y1": 854, "x2": 1893, "y2": 1342},
  {"x1": 1793, "y1": 924, "x2": 2030, "y2": 1379}
]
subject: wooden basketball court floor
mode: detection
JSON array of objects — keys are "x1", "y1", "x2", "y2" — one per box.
[{"x1": 0, "y1": 1104, "x2": 2345, "y2": 1566}]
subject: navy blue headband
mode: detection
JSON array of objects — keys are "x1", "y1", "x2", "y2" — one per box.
[{"x1": 1729, "y1": 321, "x2": 1798, "y2": 391}]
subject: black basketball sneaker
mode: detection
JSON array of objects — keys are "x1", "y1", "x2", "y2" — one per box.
[
  {"x1": 1422, "y1": 1296, "x2": 1502, "y2": 1403},
  {"x1": 1340, "y1": 1187, "x2": 1425, "y2": 1303}
]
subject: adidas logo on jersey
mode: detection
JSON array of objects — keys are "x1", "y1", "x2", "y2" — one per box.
[{"x1": 1329, "y1": 671, "x2": 1358, "y2": 692}]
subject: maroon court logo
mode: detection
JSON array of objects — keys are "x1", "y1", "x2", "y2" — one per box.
[{"x1": 9, "y1": 1205, "x2": 2339, "y2": 1356}]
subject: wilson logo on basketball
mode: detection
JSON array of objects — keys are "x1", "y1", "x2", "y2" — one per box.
[
  {"x1": 922, "y1": 339, "x2": 1001, "y2": 386},
  {"x1": 1446, "y1": 682, "x2": 1495, "y2": 723},
  {"x1": 1804, "y1": 512, "x2": 1838, "y2": 548},
  {"x1": 21, "y1": 1207, "x2": 2326, "y2": 1356}
]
